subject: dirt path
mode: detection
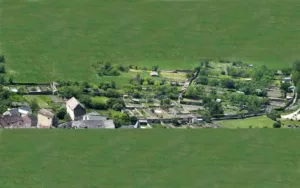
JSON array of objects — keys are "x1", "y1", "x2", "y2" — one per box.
[{"x1": 281, "y1": 108, "x2": 300, "y2": 120}]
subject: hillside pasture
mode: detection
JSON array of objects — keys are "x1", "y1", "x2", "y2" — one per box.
[
  {"x1": 1, "y1": 0, "x2": 300, "y2": 82},
  {"x1": 1, "y1": 129, "x2": 300, "y2": 187},
  {"x1": 216, "y1": 116, "x2": 275, "y2": 128}
]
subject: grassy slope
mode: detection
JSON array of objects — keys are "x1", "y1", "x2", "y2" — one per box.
[
  {"x1": 1, "y1": 0, "x2": 300, "y2": 82},
  {"x1": 217, "y1": 116, "x2": 275, "y2": 128},
  {"x1": 1, "y1": 129, "x2": 300, "y2": 188}
]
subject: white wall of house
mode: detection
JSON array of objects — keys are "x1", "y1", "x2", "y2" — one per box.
[
  {"x1": 66, "y1": 104, "x2": 75, "y2": 121},
  {"x1": 37, "y1": 114, "x2": 52, "y2": 128}
]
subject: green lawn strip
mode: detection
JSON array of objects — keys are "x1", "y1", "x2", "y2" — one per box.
[
  {"x1": 1, "y1": 129, "x2": 300, "y2": 188},
  {"x1": 91, "y1": 96, "x2": 109, "y2": 104},
  {"x1": 23, "y1": 95, "x2": 51, "y2": 108},
  {"x1": 281, "y1": 120, "x2": 300, "y2": 127},
  {"x1": 216, "y1": 116, "x2": 275, "y2": 128},
  {"x1": 2, "y1": 0, "x2": 299, "y2": 82}
]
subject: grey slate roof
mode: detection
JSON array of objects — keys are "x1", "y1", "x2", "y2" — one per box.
[
  {"x1": 66, "y1": 97, "x2": 84, "y2": 110},
  {"x1": 58, "y1": 120, "x2": 115, "y2": 129},
  {"x1": 18, "y1": 106, "x2": 32, "y2": 113},
  {"x1": 83, "y1": 112, "x2": 107, "y2": 121},
  {"x1": 73, "y1": 120, "x2": 115, "y2": 129},
  {"x1": 38, "y1": 109, "x2": 54, "y2": 118},
  {"x1": 7, "y1": 108, "x2": 19, "y2": 116},
  {"x1": 119, "y1": 121, "x2": 140, "y2": 129},
  {"x1": 0, "y1": 114, "x2": 30, "y2": 128}
]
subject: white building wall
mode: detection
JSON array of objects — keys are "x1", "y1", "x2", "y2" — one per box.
[{"x1": 66, "y1": 104, "x2": 75, "y2": 121}]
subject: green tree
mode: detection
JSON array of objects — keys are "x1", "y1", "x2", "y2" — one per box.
[
  {"x1": 281, "y1": 68, "x2": 292, "y2": 76},
  {"x1": 197, "y1": 76, "x2": 208, "y2": 85},
  {"x1": 292, "y1": 70, "x2": 300, "y2": 85},
  {"x1": 296, "y1": 82, "x2": 300, "y2": 95},
  {"x1": 64, "y1": 113, "x2": 71, "y2": 122},
  {"x1": 18, "y1": 86, "x2": 27, "y2": 95},
  {"x1": 8, "y1": 75, "x2": 14, "y2": 84},
  {"x1": 152, "y1": 65, "x2": 159, "y2": 71},
  {"x1": 203, "y1": 112, "x2": 212, "y2": 123},
  {"x1": 293, "y1": 60, "x2": 300, "y2": 72},
  {"x1": 0, "y1": 75, "x2": 5, "y2": 84},
  {"x1": 30, "y1": 99, "x2": 39, "y2": 112},
  {"x1": 208, "y1": 101, "x2": 224, "y2": 118},
  {"x1": 273, "y1": 121, "x2": 281, "y2": 128},
  {"x1": 59, "y1": 86, "x2": 81, "y2": 99},
  {"x1": 221, "y1": 77, "x2": 235, "y2": 89},
  {"x1": 267, "y1": 110, "x2": 280, "y2": 121},
  {"x1": 79, "y1": 95, "x2": 92, "y2": 108},
  {"x1": 208, "y1": 79, "x2": 220, "y2": 86},
  {"x1": 0, "y1": 55, "x2": 5, "y2": 63},
  {"x1": 0, "y1": 65, "x2": 5, "y2": 73},
  {"x1": 56, "y1": 107, "x2": 67, "y2": 120},
  {"x1": 107, "y1": 98, "x2": 124, "y2": 111},
  {"x1": 186, "y1": 72, "x2": 193, "y2": 79},
  {"x1": 104, "y1": 89, "x2": 121, "y2": 98},
  {"x1": 280, "y1": 82, "x2": 291, "y2": 97},
  {"x1": 185, "y1": 85, "x2": 200, "y2": 99}
]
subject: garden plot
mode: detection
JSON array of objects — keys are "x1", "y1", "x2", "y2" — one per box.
[
  {"x1": 181, "y1": 105, "x2": 203, "y2": 112},
  {"x1": 160, "y1": 71, "x2": 187, "y2": 82},
  {"x1": 24, "y1": 95, "x2": 51, "y2": 108}
]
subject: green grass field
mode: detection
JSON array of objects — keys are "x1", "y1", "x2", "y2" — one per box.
[
  {"x1": 1, "y1": 129, "x2": 300, "y2": 187},
  {"x1": 1, "y1": 0, "x2": 300, "y2": 82},
  {"x1": 23, "y1": 95, "x2": 51, "y2": 108},
  {"x1": 217, "y1": 116, "x2": 275, "y2": 128}
]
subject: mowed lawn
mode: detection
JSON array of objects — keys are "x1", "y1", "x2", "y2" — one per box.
[
  {"x1": 1, "y1": 129, "x2": 300, "y2": 188},
  {"x1": 216, "y1": 116, "x2": 275, "y2": 128},
  {"x1": 1, "y1": 0, "x2": 300, "y2": 82}
]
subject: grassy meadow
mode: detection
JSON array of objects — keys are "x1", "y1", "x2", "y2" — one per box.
[
  {"x1": 216, "y1": 116, "x2": 275, "y2": 128},
  {"x1": 1, "y1": 0, "x2": 300, "y2": 82},
  {"x1": 1, "y1": 129, "x2": 300, "y2": 187}
]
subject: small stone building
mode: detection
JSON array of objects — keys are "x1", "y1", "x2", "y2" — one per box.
[
  {"x1": 66, "y1": 97, "x2": 86, "y2": 121},
  {"x1": 37, "y1": 109, "x2": 55, "y2": 128},
  {"x1": 0, "y1": 114, "x2": 31, "y2": 128}
]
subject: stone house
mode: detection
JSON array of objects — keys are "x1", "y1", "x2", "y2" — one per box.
[
  {"x1": 58, "y1": 120, "x2": 115, "y2": 129},
  {"x1": 3, "y1": 106, "x2": 32, "y2": 117},
  {"x1": 22, "y1": 114, "x2": 38, "y2": 127},
  {"x1": 82, "y1": 112, "x2": 107, "y2": 121},
  {"x1": 37, "y1": 109, "x2": 56, "y2": 128},
  {"x1": 150, "y1": 71, "x2": 159, "y2": 77},
  {"x1": 0, "y1": 114, "x2": 31, "y2": 128},
  {"x1": 66, "y1": 97, "x2": 86, "y2": 121}
]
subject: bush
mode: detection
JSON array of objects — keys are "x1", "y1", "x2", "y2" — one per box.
[
  {"x1": 107, "y1": 98, "x2": 124, "y2": 111},
  {"x1": 0, "y1": 75, "x2": 5, "y2": 84},
  {"x1": 0, "y1": 55, "x2": 5, "y2": 63},
  {"x1": 104, "y1": 89, "x2": 121, "y2": 98},
  {"x1": 91, "y1": 100, "x2": 107, "y2": 110},
  {"x1": 92, "y1": 61, "x2": 121, "y2": 76},
  {"x1": 56, "y1": 107, "x2": 67, "y2": 120},
  {"x1": 197, "y1": 76, "x2": 208, "y2": 85},
  {"x1": 0, "y1": 65, "x2": 5, "y2": 73},
  {"x1": 208, "y1": 79, "x2": 220, "y2": 86},
  {"x1": 79, "y1": 95, "x2": 92, "y2": 108},
  {"x1": 273, "y1": 121, "x2": 281, "y2": 128}
]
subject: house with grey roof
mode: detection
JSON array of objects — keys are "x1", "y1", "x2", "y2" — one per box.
[
  {"x1": 37, "y1": 109, "x2": 57, "y2": 128},
  {"x1": 3, "y1": 108, "x2": 19, "y2": 116},
  {"x1": 119, "y1": 121, "x2": 140, "y2": 129},
  {"x1": 58, "y1": 120, "x2": 115, "y2": 129},
  {"x1": 82, "y1": 112, "x2": 107, "y2": 121},
  {"x1": 22, "y1": 114, "x2": 38, "y2": 127},
  {"x1": 150, "y1": 71, "x2": 159, "y2": 77},
  {"x1": 0, "y1": 114, "x2": 31, "y2": 128},
  {"x1": 3, "y1": 106, "x2": 32, "y2": 117},
  {"x1": 18, "y1": 106, "x2": 32, "y2": 116},
  {"x1": 66, "y1": 97, "x2": 86, "y2": 120}
]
